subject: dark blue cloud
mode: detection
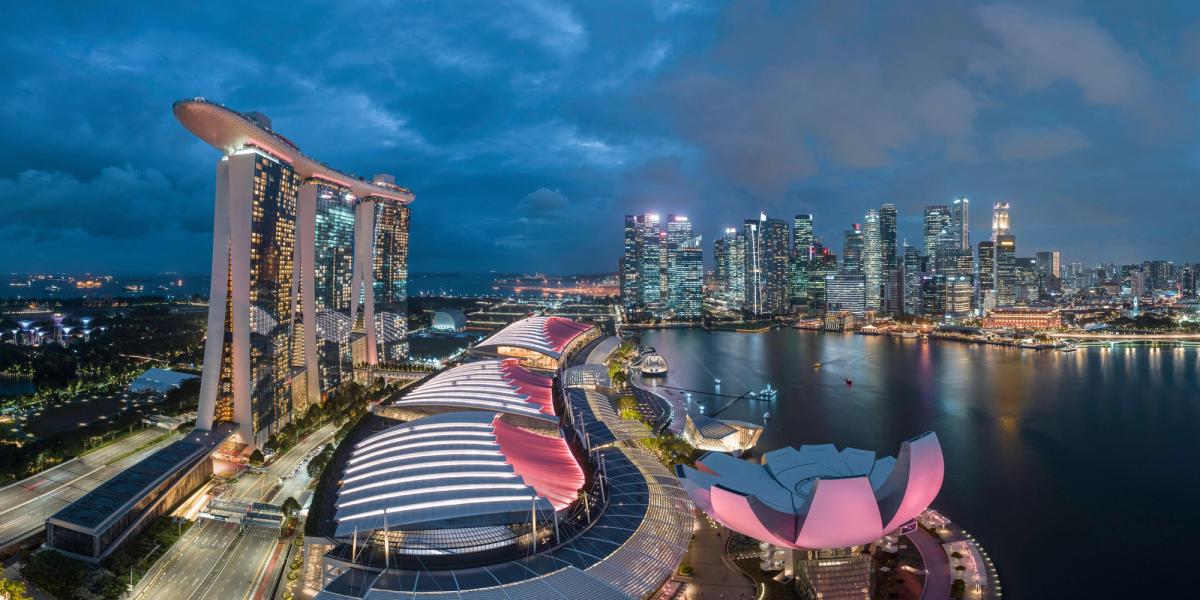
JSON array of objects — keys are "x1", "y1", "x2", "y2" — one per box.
[{"x1": 1, "y1": 0, "x2": 1198, "y2": 274}]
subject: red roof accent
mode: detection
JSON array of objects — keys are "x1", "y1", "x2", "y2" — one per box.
[
  {"x1": 499, "y1": 359, "x2": 556, "y2": 416},
  {"x1": 492, "y1": 417, "x2": 584, "y2": 511},
  {"x1": 542, "y1": 317, "x2": 593, "y2": 352}
]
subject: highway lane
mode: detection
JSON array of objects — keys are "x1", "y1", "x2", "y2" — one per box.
[
  {"x1": 0, "y1": 428, "x2": 179, "y2": 548},
  {"x1": 196, "y1": 528, "x2": 279, "y2": 600},
  {"x1": 229, "y1": 423, "x2": 335, "y2": 503},
  {"x1": 129, "y1": 519, "x2": 241, "y2": 600}
]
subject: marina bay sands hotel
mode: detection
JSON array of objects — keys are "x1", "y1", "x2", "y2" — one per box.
[{"x1": 175, "y1": 98, "x2": 414, "y2": 448}]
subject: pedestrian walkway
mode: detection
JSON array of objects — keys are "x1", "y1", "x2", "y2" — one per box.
[{"x1": 680, "y1": 516, "x2": 756, "y2": 600}]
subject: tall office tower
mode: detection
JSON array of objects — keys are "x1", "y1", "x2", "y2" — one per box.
[
  {"x1": 992, "y1": 202, "x2": 1011, "y2": 240},
  {"x1": 713, "y1": 235, "x2": 728, "y2": 301},
  {"x1": 720, "y1": 228, "x2": 747, "y2": 307},
  {"x1": 665, "y1": 215, "x2": 693, "y2": 314},
  {"x1": 1144, "y1": 260, "x2": 1173, "y2": 293},
  {"x1": 1014, "y1": 257, "x2": 1038, "y2": 304},
  {"x1": 620, "y1": 215, "x2": 641, "y2": 307},
  {"x1": 177, "y1": 99, "x2": 414, "y2": 448},
  {"x1": 920, "y1": 274, "x2": 945, "y2": 316},
  {"x1": 788, "y1": 255, "x2": 809, "y2": 308},
  {"x1": 1035, "y1": 251, "x2": 1061, "y2": 280},
  {"x1": 902, "y1": 243, "x2": 923, "y2": 315},
  {"x1": 880, "y1": 203, "x2": 898, "y2": 271},
  {"x1": 976, "y1": 241, "x2": 996, "y2": 312},
  {"x1": 862, "y1": 210, "x2": 882, "y2": 311},
  {"x1": 762, "y1": 215, "x2": 791, "y2": 314},
  {"x1": 807, "y1": 245, "x2": 839, "y2": 311},
  {"x1": 994, "y1": 234, "x2": 1017, "y2": 307},
  {"x1": 743, "y1": 217, "x2": 762, "y2": 314},
  {"x1": 638, "y1": 214, "x2": 664, "y2": 309},
  {"x1": 944, "y1": 274, "x2": 973, "y2": 317},
  {"x1": 825, "y1": 273, "x2": 867, "y2": 317},
  {"x1": 950, "y1": 197, "x2": 970, "y2": 251},
  {"x1": 671, "y1": 235, "x2": 704, "y2": 318},
  {"x1": 842, "y1": 224, "x2": 863, "y2": 274},
  {"x1": 296, "y1": 180, "x2": 355, "y2": 408},
  {"x1": 922, "y1": 206, "x2": 951, "y2": 270},
  {"x1": 794, "y1": 214, "x2": 814, "y2": 261}
]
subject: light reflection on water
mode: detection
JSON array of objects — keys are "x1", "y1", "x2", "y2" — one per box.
[{"x1": 637, "y1": 327, "x2": 1200, "y2": 599}]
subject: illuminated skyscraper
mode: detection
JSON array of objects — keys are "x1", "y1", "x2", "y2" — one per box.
[
  {"x1": 951, "y1": 197, "x2": 970, "y2": 251},
  {"x1": 176, "y1": 99, "x2": 414, "y2": 447},
  {"x1": 994, "y1": 234, "x2": 1017, "y2": 307},
  {"x1": 743, "y1": 217, "x2": 762, "y2": 314},
  {"x1": 620, "y1": 215, "x2": 640, "y2": 307},
  {"x1": 923, "y1": 205, "x2": 951, "y2": 270},
  {"x1": 863, "y1": 210, "x2": 882, "y2": 311},
  {"x1": 715, "y1": 227, "x2": 746, "y2": 307},
  {"x1": 666, "y1": 215, "x2": 703, "y2": 318},
  {"x1": 842, "y1": 224, "x2": 863, "y2": 274},
  {"x1": 902, "y1": 243, "x2": 923, "y2": 314},
  {"x1": 976, "y1": 241, "x2": 996, "y2": 311},
  {"x1": 367, "y1": 183, "x2": 411, "y2": 362},
  {"x1": 793, "y1": 214, "x2": 814, "y2": 261},
  {"x1": 806, "y1": 244, "x2": 839, "y2": 311},
  {"x1": 297, "y1": 180, "x2": 355, "y2": 406},
  {"x1": 762, "y1": 215, "x2": 791, "y2": 314},
  {"x1": 639, "y1": 214, "x2": 664, "y2": 309},
  {"x1": 992, "y1": 202, "x2": 1011, "y2": 240}
]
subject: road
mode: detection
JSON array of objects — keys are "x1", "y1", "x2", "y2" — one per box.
[
  {"x1": 229, "y1": 423, "x2": 335, "y2": 504},
  {"x1": 0, "y1": 428, "x2": 177, "y2": 549},
  {"x1": 131, "y1": 423, "x2": 335, "y2": 600}
]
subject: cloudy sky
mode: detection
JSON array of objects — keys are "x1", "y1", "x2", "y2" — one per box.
[{"x1": 3, "y1": 0, "x2": 1199, "y2": 274}]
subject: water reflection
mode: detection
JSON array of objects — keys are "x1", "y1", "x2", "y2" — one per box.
[{"x1": 637, "y1": 328, "x2": 1200, "y2": 599}]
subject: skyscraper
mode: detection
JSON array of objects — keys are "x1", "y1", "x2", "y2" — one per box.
[
  {"x1": 666, "y1": 215, "x2": 703, "y2": 318},
  {"x1": 994, "y1": 234, "x2": 1017, "y2": 307},
  {"x1": 794, "y1": 214, "x2": 814, "y2": 261},
  {"x1": 743, "y1": 217, "x2": 762, "y2": 314},
  {"x1": 620, "y1": 215, "x2": 640, "y2": 307},
  {"x1": 716, "y1": 227, "x2": 746, "y2": 307},
  {"x1": 923, "y1": 206, "x2": 951, "y2": 270},
  {"x1": 902, "y1": 243, "x2": 923, "y2": 315},
  {"x1": 807, "y1": 245, "x2": 839, "y2": 312},
  {"x1": 826, "y1": 274, "x2": 866, "y2": 317},
  {"x1": 879, "y1": 204, "x2": 897, "y2": 272},
  {"x1": 951, "y1": 197, "x2": 970, "y2": 251},
  {"x1": 863, "y1": 210, "x2": 882, "y2": 311},
  {"x1": 976, "y1": 241, "x2": 996, "y2": 311},
  {"x1": 992, "y1": 202, "x2": 1011, "y2": 240},
  {"x1": 639, "y1": 214, "x2": 664, "y2": 309},
  {"x1": 368, "y1": 181, "x2": 412, "y2": 362},
  {"x1": 762, "y1": 215, "x2": 791, "y2": 314},
  {"x1": 175, "y1": 99, "x2": 414, "y2": 447},
  {"x1": 842, "y1": 224, "x2": 863, "y2": 274},
  {"x1": 1035, "y1": 251, "x2": 1061, "y2": 280}
]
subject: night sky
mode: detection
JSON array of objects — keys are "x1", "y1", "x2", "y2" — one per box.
[{"x1": 2, "y1": 1, "x2": 1199, "y2": 274}]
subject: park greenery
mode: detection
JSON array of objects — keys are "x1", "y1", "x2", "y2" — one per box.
[{"x1": 0, "y1": 578, "x2": 32, "y2": 600}]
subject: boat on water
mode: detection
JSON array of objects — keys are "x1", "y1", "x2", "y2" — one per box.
[
  {"x1": 1060, "y1": 344, "x2": 1078, "y2": 353},
  {"x1": 812, "y1": 362, "x2": 823, "y2": 368},
  {"x1": 760, "y1": 384, "x2": 778, "y2": 400},
  {"x1": 845, "y1": 378, "x2": 853, "y2": 386},
  {"x1": 900, "y1": 331, "x2": 919, "y2": 339},
  {"x1": 713, "y1": 378, "x2": 721, "y2": 385},
  {"x1": 762, "y1": 412, "x2": 771, "y2": 420}
]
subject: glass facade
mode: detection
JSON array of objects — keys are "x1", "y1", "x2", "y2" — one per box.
[
  {"x1": 371, "y1": 199, "x2": 410, "y2": 360},
  {"x1": 313, "y1": 183, "x2": 355, "y2": 392}
]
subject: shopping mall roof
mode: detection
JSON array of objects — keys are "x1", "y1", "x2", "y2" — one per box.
[
  {"x1": 677, "y1": 432, "x2": 944, "y2": 550},
  {"x1": 473, "y1": 316, "x2": 593, "y2": 360},
  {"x1": 333, "y1": 411, "x2": 583, "y2": 537},
  {"x1": 387, "y1": 359, "x2": 556, "y2": 423}
]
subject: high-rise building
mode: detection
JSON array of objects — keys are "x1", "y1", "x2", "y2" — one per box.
[
  {"x1": 1014, "y1": 257, "x2": 1038, "y2": 304},
  {"x1": 296, "y1": 181, "x2": 355, "y2": 405},
  {"x1": 620, "y1": 215, "x2": 640, "y2": 307},
  {"x1": 743, "y1": 218, "x2": 762, "y2": 314},
  {"x1": 994, "y1": 234, "x2": 1017, "y2": 307},
  {"x1": 842, "y1": 224, "x2": 863, "y2": 274},
  {"x1": 880, "y1": 203, "x2": 898, "y2": 272},
  {"x1": 825, "y1": 273, "x2": 866, "y2": 317},
  {"x1": 950, "y1": 197, "x2": 970, "y2": 252},
  {"x1": 945, "y1": 274, "x2": 973, "y2": 317},
  {"x1": 976, "y1": 241, "x2": 996, "y2": 312},
  {"x1": 992, "y1": 202, "x2": 1011, "y2": 240},
  {"x1": 1035, "y1": 251, "x2": 1061, "y2": 280},
  {"x1": 671, "y1": 235, "x2": 704, "y2": 318},
  {"x1": 639, "y1": 214, "x2": 664, "y2": 309},
  {"x1": 369, "y1": 183, "x2": 412, "y2": 362},
  {"x1": 902, "y1": 243, "x2": 923, "y2": 315},
  {"x1": 175, "y1": 99, "x2": 414, "y2": 447},
  {"x1": 716, "y1": 227, "x2": 746, "y2": 307},
  {"x1": 794, "y1": 214, "x2": 814, "y2": 260},
  {"x1": 922, "y1": 206, "x2": 951, "y2": 270},
  {"x1": 863, "y1": 210, "x2": 882, "y2": 311},
  {"x1": 762, "y1": 215, "x2": 791, "y2": 314},
  {"x1": 921, "y1": 274, "x2": 945, "y2": 316},
  {"x1": 807, "y1": 245, "x2": 839, "y2": 312}
]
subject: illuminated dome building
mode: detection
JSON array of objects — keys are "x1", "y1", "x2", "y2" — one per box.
[
  {"x1": 637, "y1": 352, "x2": 669, "y2": 376},
  {"x1": 470, "y1": 316, "x2": 598, "y2": 370}
]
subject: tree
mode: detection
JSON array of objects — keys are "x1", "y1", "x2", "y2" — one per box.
[
  {"x1": 249, "y1": 449, "x2": 265, "y2": 467},
  {"x1": 281, "y1": 496, "x2": 301, "y2": 518},
  {"x1": 0, "y1": 578, "x2": 32, "y2": 600}
]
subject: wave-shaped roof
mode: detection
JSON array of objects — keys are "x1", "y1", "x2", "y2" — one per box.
[
  {"x1": 676, "y1": 432, "x2": 944, "y2": 549},
  {"x1": 389, "y1": 359, "x2": 556, "y2": 422},
  {"x1": 333, "y1": 411, "x2": 583, "y2": 536},
  {"x1": 173, "y1": 98, "x2": 414, "y2": 204},
  {"x1": 474, "y1": 316, "x2": 594, "y2": 360}
]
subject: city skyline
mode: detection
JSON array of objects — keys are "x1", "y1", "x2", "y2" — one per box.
[{"x1": 4, "y1": 2, "x2": 1200, "y2": 274}]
